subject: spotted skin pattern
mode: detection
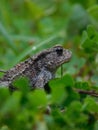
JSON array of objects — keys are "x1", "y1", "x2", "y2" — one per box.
[{"x1": 0, "y1": 45, "x2": 72, "y2": 90}]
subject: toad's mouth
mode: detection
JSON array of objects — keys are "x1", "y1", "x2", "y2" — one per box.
[{"x1": 62, "y1": 49, "x2": 72, "y2": 64}]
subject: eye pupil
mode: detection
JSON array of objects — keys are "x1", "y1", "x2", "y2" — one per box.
[{"x1": 56, "y1": 48, "x2": 63, "y2": 56}]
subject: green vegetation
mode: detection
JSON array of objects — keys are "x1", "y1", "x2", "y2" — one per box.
[{"x1": 0, "y1": 0, "x2": 98, "y2": 130}]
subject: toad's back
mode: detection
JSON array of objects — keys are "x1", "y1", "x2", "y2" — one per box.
[{"x1": 0, "y1": 45, "x2": 72, "y2": 89}]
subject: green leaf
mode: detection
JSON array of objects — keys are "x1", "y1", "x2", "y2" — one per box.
[
  {"x1": 12, "y1": 76, "x2": 30, "y2": 93},
  {"x1": 61, "y1": 74, "x2": 74, "y2": 87},
  {"x1": 87, "y1": 25, "x2": 96, "y2": 38},
  {"x1": 11, "y1": 34, "x2": 61, "y2": 66},
  {"x1": 0, "y1": 91, "x2": 21, "y2": 115},
  {"x1": 49, "y1": 78, "x2": 67, "y2": 104},
  {"x1": 82, "y1": 96, "x2": 98, "y2": 112},
  {"x1": 75, "y1": 81, "x2": 90, "y2": 90},
  {"x1": 0, "y1": 88, "x2": 10, "y2": 106},
  {"x1": 64, "y1": 101, "x2": 88, "y2": 126},
  {"x1": 88, "y1": 5, "x2": 98, "y2": 21},
  {"x1": 81, "y1": 25, "x2": 98, "y2": 53},
  {"x1": 49, "y1": 75, "x2": 74, "y2": 104},
  {"x1": 27, "y1": 90, "x2": 47, "y2": 108}
]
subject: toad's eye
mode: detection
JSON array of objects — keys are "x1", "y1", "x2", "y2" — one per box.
[{"x1": 56, "y1": 48, "x2": 63, "y2": 56}]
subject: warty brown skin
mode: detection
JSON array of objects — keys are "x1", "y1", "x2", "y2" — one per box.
[{"x1": 0, "y1": 45, "x2": 72, "y2": 90}]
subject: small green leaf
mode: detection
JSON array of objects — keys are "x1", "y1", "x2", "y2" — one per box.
[
  {"x1": 49, "y1": 78, "x2": 67, "y2": 104},
  {"x1": 64, "y1": 101, "x2": 88, "y2": 126},
  {"x1": 75, "y1": 81, "x2": 90, "y2": 90},
  {"x1": 49, "y1": 75, "x2": 74, "y2": 104},
  {"x1": 81, "y1": 25, "x2": 98, "y2": 53},
  {"x1": 27, "y1": 90, "x2": 47, "y2": 108},
  {"x1": 82, "y1": 96, "x2": 98, "y2": 112},
  {"x1": 0, "y1": 91, "x2": 21, "y2": 115},
  {"x1": 61, "y1": 74, "x2": 74, "y2": 87},
  {"x1": 0, "y1": 88, "x2": 10, "y2": 106},
  {"x1": 12, "y1": 76, "x2": 30, "y2": 93},
  {"x1": 87, "y1": 25, "x2": 96, "y2": 38}
]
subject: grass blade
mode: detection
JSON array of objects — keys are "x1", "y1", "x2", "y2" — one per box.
[
  {"x1": 11, "y1": 34, "x2": 63, "y2": 67},
  {"x1": 0, "y1": 22, "x2": 17, "y2": 53}
]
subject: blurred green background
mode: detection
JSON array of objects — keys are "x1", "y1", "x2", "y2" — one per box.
[
  {"x1": 0, "y1": 1, "x2": 97, "y2": 64},
  {"x1": 0, "y1": 0, "x2": 98, "y2": 82},
  {"x1": 0, "y1": 0, "x2": 98, "y2": 130}
]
